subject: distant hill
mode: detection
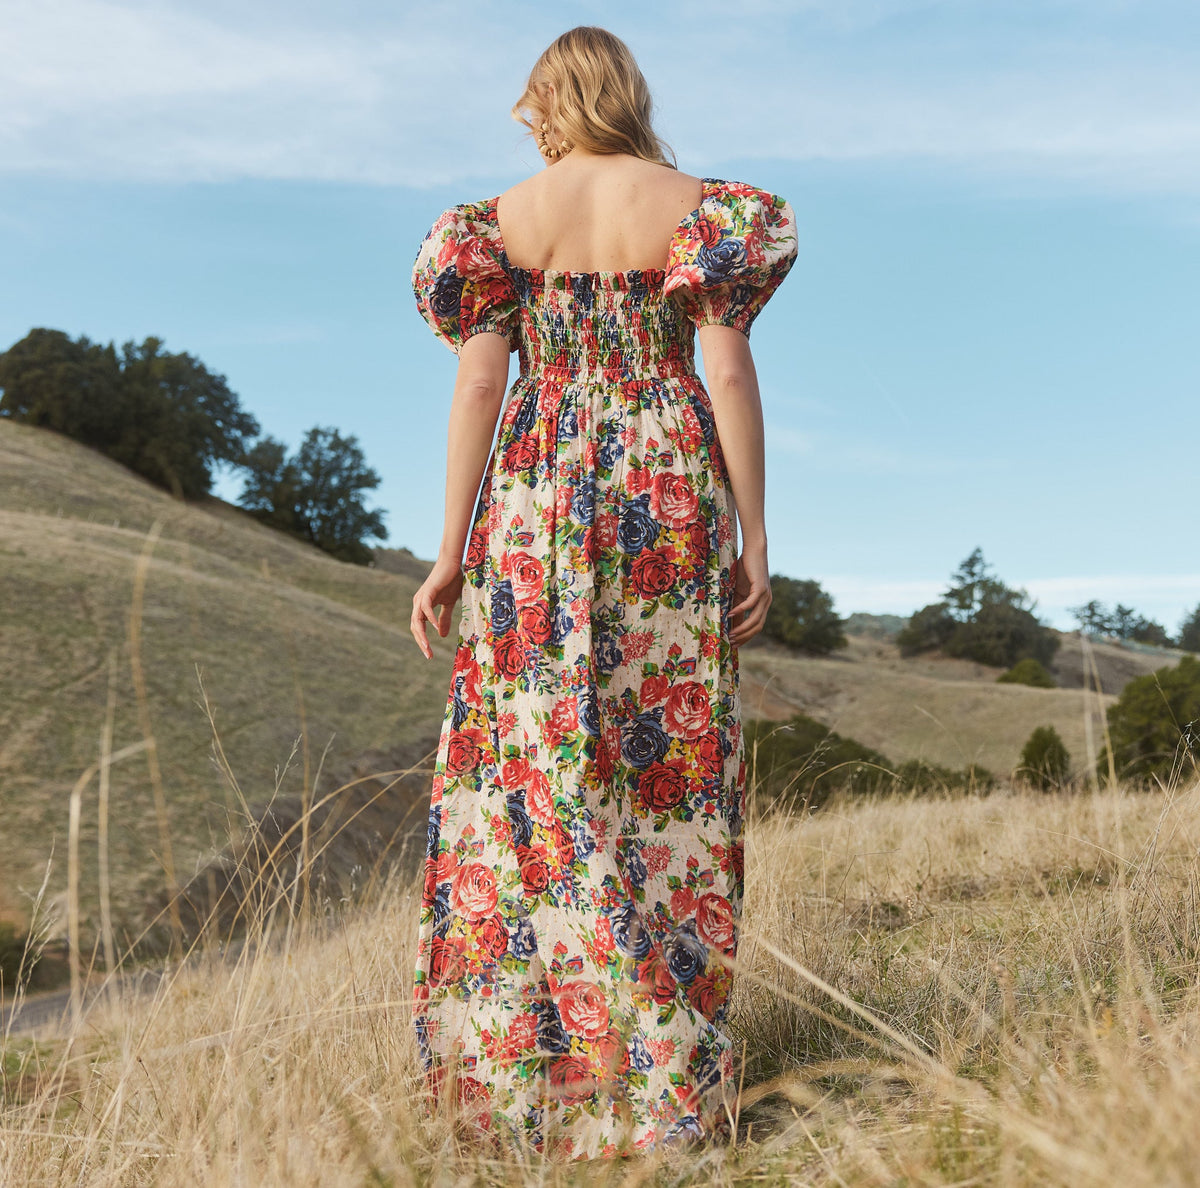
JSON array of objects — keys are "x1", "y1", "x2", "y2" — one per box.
[
  {"x1": 841, "y1": 611, "x2": 907, "y2": 639},
  {"x1": 737, "y1": 628, "x2": 1178, "y2": 777},
  {"x1": 0, "y1": 420, "x2": 451, "y2": 939}
]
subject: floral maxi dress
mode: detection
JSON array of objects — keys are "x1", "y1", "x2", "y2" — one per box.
[{"x1": 411, "y1": 177, "x2": 797, "y2": 1159}]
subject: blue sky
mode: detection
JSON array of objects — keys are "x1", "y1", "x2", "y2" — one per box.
[{"x1": 2, "y1": 0, "x2": 1198, "y2": 632}]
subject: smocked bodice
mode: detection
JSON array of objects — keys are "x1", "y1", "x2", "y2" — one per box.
[
  {"x1": 412, "y1": 179, "x2": 799, "y2": 378},
  {"x1": 508, "y1": 267, "x2": 697, "y2": 381}
]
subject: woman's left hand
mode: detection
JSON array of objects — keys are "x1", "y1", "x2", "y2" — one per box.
[
  {"x1": 728, "y1": 546, "x2": 772, "y2": 646},
  {"x1": 410, "y1": 557, "x2": 464, "y2": 659}
]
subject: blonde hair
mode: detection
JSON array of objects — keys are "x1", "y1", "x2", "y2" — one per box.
[{"x1": 512, "y1": 27, "x2": 676, "y2": 168}]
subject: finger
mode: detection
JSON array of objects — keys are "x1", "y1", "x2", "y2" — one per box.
[
  {"x1": 730, "y1": 599, "x2": 770, "y2": 643},
  {"x1": 410, "y1": 604, "x2": 433, "y2": 660},
  {"x1": 728, "y1": 585, "x2": 767, "y2": 618},
  {"x1": 437, "y1": 602, "x2": 454, "y2": 638},
  {"x1": 732, "y1": 603, "x2": 771, "y2": 644}
]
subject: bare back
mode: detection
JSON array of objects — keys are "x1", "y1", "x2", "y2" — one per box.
[{"x1": 496, "y1": 153, "x2": 703, "y2": 274}]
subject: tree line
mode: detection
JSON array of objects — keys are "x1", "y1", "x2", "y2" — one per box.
[{"x1": 0, "y1": 328, "x2": 388, "y2": 564}]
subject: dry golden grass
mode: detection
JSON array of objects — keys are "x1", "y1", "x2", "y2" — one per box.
[
  {"x1": 740, "y1": 635, "x2": 1124, "y2": 775},
  {"x1": 0, "y1": 420, "x2": 450, "y2": 927},
  {"x1": 4, "y1": 771, "x2": 1200, "y2": 1186}
]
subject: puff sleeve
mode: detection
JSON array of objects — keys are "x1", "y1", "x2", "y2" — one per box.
[
  {"x1": 412, "y1": 201, "x2": 520, "y2": 353},
  {"x1": 664, "y1": 181, "x2": 798, "y2": 337}
]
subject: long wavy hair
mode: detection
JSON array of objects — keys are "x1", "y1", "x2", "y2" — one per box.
[{"x1": 512, "y1": 27, "x2": 676, "y2": 168}]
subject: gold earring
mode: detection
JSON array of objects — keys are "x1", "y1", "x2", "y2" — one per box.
[{"x1": 536, "y1": 120, "x2": 558, "y2": 160}]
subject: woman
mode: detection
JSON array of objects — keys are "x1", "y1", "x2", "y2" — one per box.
[{"x1": 408, "y1": 26, "x2": 797, "y2": 1160}]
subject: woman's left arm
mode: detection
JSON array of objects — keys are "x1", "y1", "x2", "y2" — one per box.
[{"x1": 410, "y1": 331, "x2": 511, "y2": 659}]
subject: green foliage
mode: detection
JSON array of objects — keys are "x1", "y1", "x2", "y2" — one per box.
[
  {"x1": 1097, "y1": 655, "x2": 1200, "y2": 786},
  {"x1": 762, "y1": 576, "x2": 847, "y2": 654},
  {"x1": 746, "y1": 715, "x2": 889, "y2": 809},
  {"x1": 0, "y1": 921, "x2": 30, "y2": 987},
  {"x1": 0, "y1": 329, "x2": 259, "y2": 499},
  {"x1": 1179, "y1": 604, "x2": 1200, "y2": 654},
  {"x1": 746, "y1": 713, "x2": 994, "y2": 810},
  {"x1": 897, "y1": 602, "x2": 958, "y2": 656},
  {"x1": 1019, "y1": 725, "x2": 1071, "y2": 790},
  {"x1": 997, "y1": 658, "x2": 1057, "y2": 688},
  {"x1": 1070, "y1": 599, "x2": 1173, "y2": 647},
  {"x1": 239, "y1": 427, "x2": 388, "y2": 565},
  {"x1": 897, "y1": 549, "x2": 1059, "y2": 668}
]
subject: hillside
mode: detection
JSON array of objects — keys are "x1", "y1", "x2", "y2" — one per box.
[
  {"x1": 0, "y1": 420, "x2": 453, "y2": 936},
  {"x1": 0, "y1": 420, "x2": 1184, "y2": 939},
  {"x1": 737, "y1": 631, "x2": 1177, "y2": 777}
]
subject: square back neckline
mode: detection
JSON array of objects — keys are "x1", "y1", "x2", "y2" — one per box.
[{"x1": 490, "y1": 177, "x2": 721, "y2": 284}]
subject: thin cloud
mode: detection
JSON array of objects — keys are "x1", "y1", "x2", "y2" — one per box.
[{"x1": 2, "y1": 1, "x2": 1199, "y2": 193}]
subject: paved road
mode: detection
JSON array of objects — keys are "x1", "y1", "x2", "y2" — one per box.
[{"x1": 2, "y1": 969, "x2": 167, "y2": 1037}]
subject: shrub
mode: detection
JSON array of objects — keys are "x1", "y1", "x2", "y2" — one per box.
[
  {"x1": 1097, "y1": 655, "x2": 1200, "y2": 786},
  {"x1": 762, "y1": 576, "x2": 847, "y2": 655},
  {"x1": 998, "y1": 658, "x2": 1056, "y2": 688},
  {"x1": 0, "y1": 921, "x2": 31, "y2": 988},
  {"x1": 1019, "y1": 726, "x2": 1071, "y2": 790},
  {"x1": 898, "y1": 549, "x2": 1059, "y2": 668},
  {"x1": 745, "y1": 714, "x2": 996, "y2": 810},
  {"x1": 1180, "y1": 603, "x2": 1200, "y2": 653},
  {"x1": 745, "y1": 715, "x2": 890, "y2": 810}
]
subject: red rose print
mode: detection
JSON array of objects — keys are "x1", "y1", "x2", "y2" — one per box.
[
  {"x1": 455, "y1": 235, "x2": 500, "y2": 278},
  {"x1": 631, "y1": 551, "x2": 678, "y2": 599},
  {"x1": 525, "y1": 768, "x2": 555, "y2": 824},
  {"x1": 465, "y1": 523, "x2": 488, "y2": 570},
  {"x1": 650, "y1": 473, "x2": 699, "y2": 529},
  {"x1": 501, "y1": 756, "x2": 531, "y2": 789},
  {"x1": 696, "y1": 216, "x2": 723, "y2": 248},
  {"x1": 640, "y1": 673, "x2": 670, "y2": 706},
  {"x1": 697, "y1": 729, "x2": 724, "y2": 775},
  {"x1": 639, "y1": 762, "x2": 686, "y2": 812},
  {"x1": 636, "y1": 950, "x2": 677, "y2": 1004},
  {"x1": 508, "y1": 551, "x2": 545, "y2": 603},
  {"x1": 548, "y1": 697, "x2": 579, "y2": 736},
  {"x1": 451, "y1": 862, "x2": 498, "y2": 922},
  {"x1": 595, "y1": 734, "x2": 614, "y2": 783},
  {"x1": 518, "y1": 602, "x2": 553, "y2": 644},
  {"x1": 456, "y1": 653, "x2": 483, "y2": 705},
  {"x1": 671, "y1": 886, "x2": 695, "y2": 918},
  {"x1": 685, "y1": 971, "x2": 720, "y2": 1018},
  {"x1": 594, "y1": 512, "x2": 618, "y2": 548},
  {"x1": 557, "y1": 980, "x2": 611, "y2": 1038},
  {"x1": 422, "y1": 856, "x2": 438, "y2": 903},
  {"x1": 626, "y1": 466, "x2": 651, "y2": 496},
  {"x1": 445, "y1": 733, "x2": 482, "y2": 775},
  {"x1": 549, "y1": 1054, "x2": 597, "y2": 1104},
  {"x1": 517, "y1": 845, "x2": 550, "y2": 895},
  {"x1": 476, "y1": 912, "x2": 510, "y2": 960},
  {"x1": 695, "y1": 892, "x2": 735, "y2": 952},
  {"x1": 730, "y1": 841, "x2": 745, "y2": 879},
  {"x1": 554, "y1": 822, "x2": 575, "y2": 867},
  {"x1": 503, "y1": 436, "x2": 538, "y2": 472},
  {"x1": 429, "y1": 936, "x2": 467, "y2": 986},
  {"x1": 663, "y1": 682, "x2": 712, "y2": 740},
  {"x1": 594, "y1": 1027, "x2": 630, "y2": 1077},
  {"x1": 493, "y1": 634, "x2": 526, "y2": 679},
  {"x1": 684, "y1": 520, "x2": 710, "y2": 575}
]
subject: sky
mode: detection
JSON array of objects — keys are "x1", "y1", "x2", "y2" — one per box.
[{"x1": 2, "y1": 0, "x2": 1198, "y2": 632}]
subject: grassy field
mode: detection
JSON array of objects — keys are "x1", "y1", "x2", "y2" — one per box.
[
  {"x1": 0, "y1": 420, "x2": 451, "y2": 938},
  {"x1": 0, "y1": 418, "x2": 1181, "y2": 948},
  {"x1": 737, "y1": 632, "x2": 1176, "y2": 777},
  {"x1": 3, "y1": 773, "x2": 1199, "y2": 1184}
]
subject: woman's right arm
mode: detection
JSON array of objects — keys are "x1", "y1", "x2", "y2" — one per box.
[
  {"x1": 697, "y1": 323, "x2": 772, "y2": 645},
  {"x1": 409, "y1": 331, "x2": 511, "y2": 659}
]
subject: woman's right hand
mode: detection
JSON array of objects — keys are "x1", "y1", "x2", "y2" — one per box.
[{"x1": 410, "y1": 557, "x2": 465, "y2": 659}]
